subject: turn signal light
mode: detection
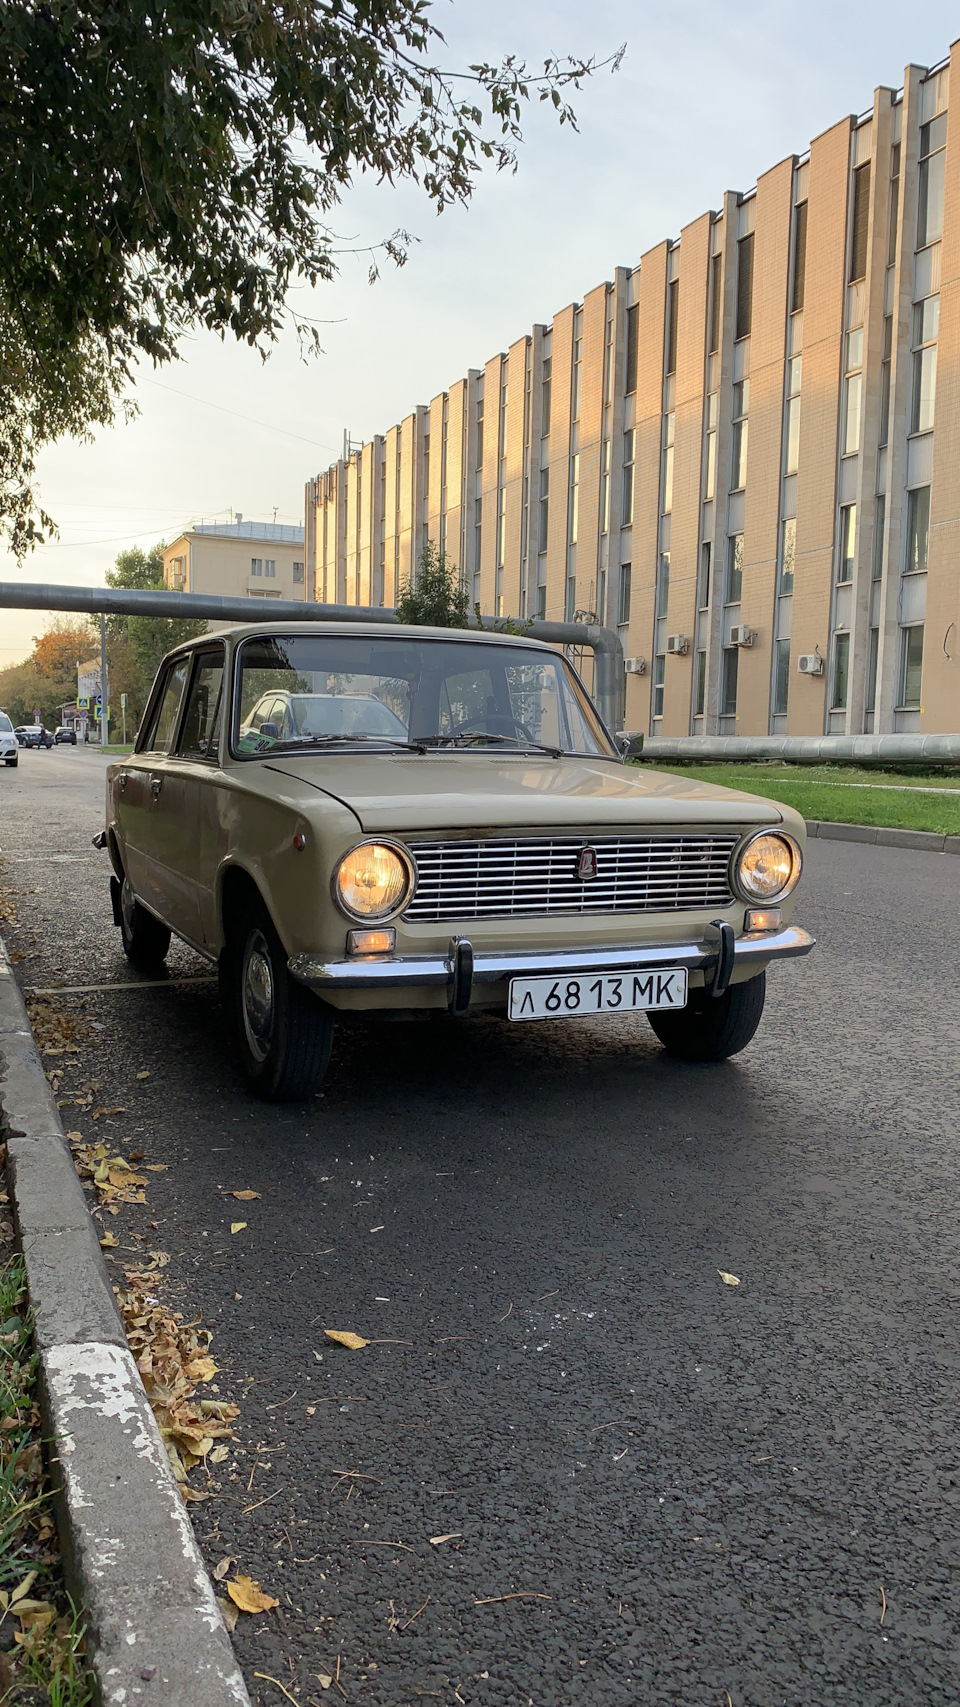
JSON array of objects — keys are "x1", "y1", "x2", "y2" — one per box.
[
  {"x1": 346, "y1": 927, "x2": 396, "y2": 956},
  {"x1": 744, "y1": 907, "x2": 782, "y2": 933}
]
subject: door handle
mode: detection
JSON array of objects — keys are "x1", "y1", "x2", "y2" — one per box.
[{"x1": 151, "y1": 777, "x2": 163, "y2": 798}]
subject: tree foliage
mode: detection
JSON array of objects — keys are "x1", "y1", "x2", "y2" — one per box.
[
  {"x1": 0, "y1": 621, "x2": 96, "y2": 727},
  {"x1": 396, "y1": 540, "x2": 470, "y2": 627},
  {"x1": 0, "y1": 3, "x2": 620, "y2": 552},
  {"x1": 105, "y1": 544, "x2": 208, "y2": 704}
]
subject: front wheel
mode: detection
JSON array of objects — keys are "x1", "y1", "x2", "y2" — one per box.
[
  {"x1": 227, "y1": 904, "x2": 333, "y2": 1101},
  {"x1": 5, "y1": 757, "x2": 16, "y2": 768},
  {"x1": 117, "y1": 875, "x2": 171, "y2": 970},
  {"x1": 647, "y1": 971, "x2": 766, "y2": 1062}
]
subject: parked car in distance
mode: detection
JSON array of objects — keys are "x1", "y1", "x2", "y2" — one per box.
[
  {"x1": 0, "y1": 713, "x2": 18, "y2": 767},
  {"x1": 19, "y1": 725, "x2": 54, "y2": 749},
  {"x1": 97, "y1": 623, "x2": 815, "y2": 1101},
  {"x1": 55, "y1": 725, "x2": 77, "y2": 745}
]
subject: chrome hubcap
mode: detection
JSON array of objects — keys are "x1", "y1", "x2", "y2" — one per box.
[{"x1": 241, "y1": 929, "x2": 274, "y2": 1063}]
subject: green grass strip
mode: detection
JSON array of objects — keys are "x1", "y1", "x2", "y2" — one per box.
[{"x1": 641, "y1": 764, "x2": 960, "y2": 836}]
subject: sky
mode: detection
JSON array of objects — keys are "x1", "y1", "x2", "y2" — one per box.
[{"x1": 3, "y1": 0, "x2": 958, "y2": 665}]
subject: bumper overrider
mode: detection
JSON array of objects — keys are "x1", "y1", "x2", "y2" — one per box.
[{"x1": 289, "y1": 922, "x2": 816, "y2": 1014}]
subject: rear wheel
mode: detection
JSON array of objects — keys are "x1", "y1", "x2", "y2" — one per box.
[
  {"x1": 226, "y1": 900, "x2": 333, "y2": 1101},
  {"x1": 118, "y1": 875, "x2": 171, "y2": 970},
  {"x1": 647, "y1": 971, "x2": 766, "y2": 1062}
]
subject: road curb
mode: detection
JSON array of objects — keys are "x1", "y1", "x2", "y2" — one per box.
[
  {"x1": 0, "y1": 938, "x2": 250, "y2": 1707},
  {"x1": 805, "y1": 819, "x2": 960, "y2": 854}
]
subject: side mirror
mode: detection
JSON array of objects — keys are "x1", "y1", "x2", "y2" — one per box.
[
  {"x1": 259, "y1": 721, "x2": 280, "y2": 738},
  {"x1": 616, "y1": 732, "x2": 644, "y2": 759}
]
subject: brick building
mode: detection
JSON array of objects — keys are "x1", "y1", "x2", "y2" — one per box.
[{"x1": 306, "y1": 47, "x2": 960, "y2": 737}]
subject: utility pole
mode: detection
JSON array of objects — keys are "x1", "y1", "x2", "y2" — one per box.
[{"x1": 100, "y1": 612, "x2": 108, "y2": 748}]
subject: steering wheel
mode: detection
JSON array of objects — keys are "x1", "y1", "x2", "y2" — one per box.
[{"x1": 451, "y1": 715, "x2": 535, "y2": 744}]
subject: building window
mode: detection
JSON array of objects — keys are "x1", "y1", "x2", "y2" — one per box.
[
  {"x1": 842, "y1": 372, "x2": 862, "y2": 456},
  {"x1": 791, "y1": 201, "x2": 808, "y2": 313},
  {"x1": 656, "y1": 551, "x2": 670, "y2": 619},
  {"x1": 662, "y1": 413, "x2": 675, "y2": 513},
  {"x1": 873, "y1": 495, "x2": 885, "y2": 580},
  {"x1": 831, "y1": 631, "x2": 850, "y2": 709},
  {"x1": 837, "y1": 505, "x2": 856, "y2": 583},
  {"x1": 565, "y1": 574, "x2": 577, "y2": 621},
  {"x1": 905, "y1": 486, "x2": 930, "y2": 574},
  {"x1": 600, "y1": 441, "x2": 611, "y2": 534},
  {"x1": 773, "y1": 638, "x2": 791, "y2": 716},
  {"x1": 571, "y1": 333, "x2": 582, "y2": 421},
  {"x1": 475, "y1": 396, "x2": 484, "y2": 468},
  {"x1": 625, "y1": 304, "x2": 639, "y2": 395},
  {"x1": 911, "y1": 295, "x2": 939, "y2": 434},
  {"x1": 735, "y1": 231, "x2": 754, "y2": 340},
  {"x1": 540, "y1": 356, "x2": 552, "y2": 438},
  {"x1": 879, "y1": 314, "x2": 893, "y2": 445},
  {"x1": 652, "y1": 653, "x2": 666, "y2": 719},
  {"x1": 704, "y1": 392, "x2": 717, "y2": 500},
  {"x1": 887, "y1": 141, "x2": 901, "y2": 265},
  {"x1": 264, "y1": 559, "x2": 276, "y2": 578},
  {"x1": 918, "y1": 114, "x2": 947, "y2": 248},
  {"x1": 293, "y1": 560, "x2": 304, "y2": 583},
  {"x1": 473, "y1": 494, "x2": 482, "y2": 584},
  {"x1": 865, "y1": 627, "x2": 879, "y2": 713},
  {"x1": 538, "y1": 468, "x2": 549, "y2": 553},
  {"x1": 849, "y1": 161, "x2": 871, "y2": 283},
  {"x1": 665, "y1": 279, "x2": 679, "y2": 375},
  {"x1": 780, "y1": 517, "x2": 796, "y2": 595},
  {"x1": 785, "y1": 356, "x2": 801, "y2": 474},
  {"x1": 731, "y1": 379, "x2": 748, "y2": 490},
  {"x1": 621, "y1": 429, "x2": 635, "y2": 526},
  {"x1": 618, "y1": 563, "x2": 632, "y2": 627},
  {"x1": 568, "y1": 453, "x2": 580, "y2": 544},
  {"x1": 721, "y1": 647, "x2": 739, "y2": 716},
  {"x1": 496, "y1": 488, "x2": 506, "y2": 568},
  {"x1": 899, "y1": 624, "x2": 924, "y2": 708},
  {"x1": 694, "y1": 649, "x2": 707, "y2": 716},
  {"x1": 697, "y1": 542, "x2": 711, "y2": 610},
  {"x1": 725, "y1": 533, "x2": 743, "y2": 604},
  {"x1": 536, "y1": 584, "x2": 547, "y2": 620},
  {"x1": 708, "y1": 252, "x2": 722, "y2": 353}
]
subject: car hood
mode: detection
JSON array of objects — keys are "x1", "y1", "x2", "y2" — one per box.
[{"x1": 263, "y1": 753, "x2": 785, "y2": 834}]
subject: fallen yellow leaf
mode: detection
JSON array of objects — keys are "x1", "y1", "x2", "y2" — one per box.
[
  {"x1": 429, "y1": 1533, "x2": 462, "y2": 1546},
  {"x1": 316, "y1": 1676, "x2": 332, "y2": 1691},
  {"x1": 230, "y1": 1190, "x2": 260, "y2": 1201},
  {"x1": 226, "y1": 1575, "x2": 279, "y2": 1614},
  {"x1": 99, "y1": 1233, "x2": 119, "y2": 1249},
  {"x1": 136, "y1": 1070, "x2": 151, "y2": 1080},
  {"x1": 718, "y1": 1270, "x2": 741, "y2": 1287},
  {"x1": 185, "y1": 1356, "x2": 217, "y2": 1382},
  {"x1": 324, "y1": 1329, "x2": 369, "y2": 1351},
  {"x1": 230, "y1": 1222, "x2": 247, "y2": 1235},
  {"x1": 217, "y1": 1595, "x2": 239, "y2": 1634}
]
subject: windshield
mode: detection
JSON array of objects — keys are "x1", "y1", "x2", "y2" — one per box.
[
  {"x1": 0, "y1": 714, "x2": 11, "y2": 733},
  {"x1": 233, "y1": 633, "x2": 614, "y2": 759}
]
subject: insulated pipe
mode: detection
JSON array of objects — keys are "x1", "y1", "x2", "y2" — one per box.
[
  {"x1": 0, "y1": 582, "x2": 626, "y2": 735},
  {"x1": 641, "y1": 733, "x2": 960, "y2": 764}
]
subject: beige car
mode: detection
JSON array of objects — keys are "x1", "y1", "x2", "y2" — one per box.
[{"x1": 98, "y1": 623, "x2": 814, "y2": 1100}]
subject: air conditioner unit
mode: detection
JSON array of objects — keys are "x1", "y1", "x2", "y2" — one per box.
[
  {"x1": 798, "y1": 652, "x2": 824, "y2": 675},
  {"x1": 729, "y1": 625, "x2": 754, "y2": 647},
  {"x1": 624, "y1": 656, "x2": 647, "y2": 675},
  {"x1": 666, "y1": 634, "x2": 689, "y2": 655}
]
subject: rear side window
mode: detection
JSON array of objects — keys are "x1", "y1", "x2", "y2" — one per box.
[{"x1": 142, "y1": 658, "x2": 190, "y2": 753}]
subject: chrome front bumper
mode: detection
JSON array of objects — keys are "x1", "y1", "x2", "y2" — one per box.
[{"x1": 289, "y1": 922, "x2": 815, "y2": 1000}]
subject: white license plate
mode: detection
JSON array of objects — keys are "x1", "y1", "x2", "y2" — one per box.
[{"x1": 508, "y1": 967, "x2": 688, "y2": 1022}]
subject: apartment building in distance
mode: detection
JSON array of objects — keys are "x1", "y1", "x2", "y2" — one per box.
[
  {"x1": 305, "y1": 45, "x2": 960, "y2": 736},
  {"x1": 163, "y1": 519, "x2": 308, "y2": 603}
]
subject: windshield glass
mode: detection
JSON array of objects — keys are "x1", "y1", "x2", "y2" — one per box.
[
  {"x1": 0, "y1": 714, "x2": 11, "y2": 733},
  {"x1": 233, "y1": 633, "x2": 614, "y2": 759}
]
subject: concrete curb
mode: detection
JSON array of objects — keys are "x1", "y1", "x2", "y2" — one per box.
[
  {"x1": 806, "y1": 819, "x2": 960, "y2": 855},
  {"x1": 0, "y1": 938, "x2": 250, "y2": 1707}
]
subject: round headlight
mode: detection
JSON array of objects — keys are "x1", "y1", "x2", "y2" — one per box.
[
  {"x1": 734, "y1": 831, "x2": 801, "y2": 902},
  {"x1": 334, "y1": 841, "x2": 412, "y2": 921}
]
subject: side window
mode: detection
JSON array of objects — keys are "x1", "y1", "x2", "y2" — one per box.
[
  {"x1": 142, "y1": 658, "x2": 189, "y2": 753},
  {"x1": 177, "y1": 651, "x2": 225, "y2": 760}
]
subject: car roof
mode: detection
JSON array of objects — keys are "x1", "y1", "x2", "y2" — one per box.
[{"x1": 175, "y1": 621, "x2": 557, "y2": 655}]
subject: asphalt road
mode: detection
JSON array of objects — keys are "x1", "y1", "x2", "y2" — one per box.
[{"x1": 2, "y1": 744, "x2": 960, "y2": 1707}]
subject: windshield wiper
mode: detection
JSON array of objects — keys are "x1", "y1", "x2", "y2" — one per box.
[
  {"x1": 272, "y1": 733, "x2": 429, "y2": 752},
  {"x1": 419, "y1": 733, "x2": 564, "y2": 757}
]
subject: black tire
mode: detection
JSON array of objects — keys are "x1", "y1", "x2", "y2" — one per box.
[
  {"x1": 226, "y1": 900, "x2": 333, "y2": 1101},
  {"x1": 647, "y1": 970, "x2": 766, "y2": 1062},
  {"x1": 5, "y1": 757, "x2": 16, "y2": 768},
  {"x1": 118, "y1": 874, "x2": 171, "y2": 970}
]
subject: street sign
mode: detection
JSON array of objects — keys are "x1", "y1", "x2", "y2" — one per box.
[
  {"x1": 77, "y1": 696, "x2": 89, "y2": 711},
  {"x1": 120, "y1": 693, "x2": 128, "y2": 708}
]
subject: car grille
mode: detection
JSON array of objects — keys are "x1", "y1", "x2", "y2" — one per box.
[{"x1": 403, "y1": 834, "x2": 738, "y2": 921}]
